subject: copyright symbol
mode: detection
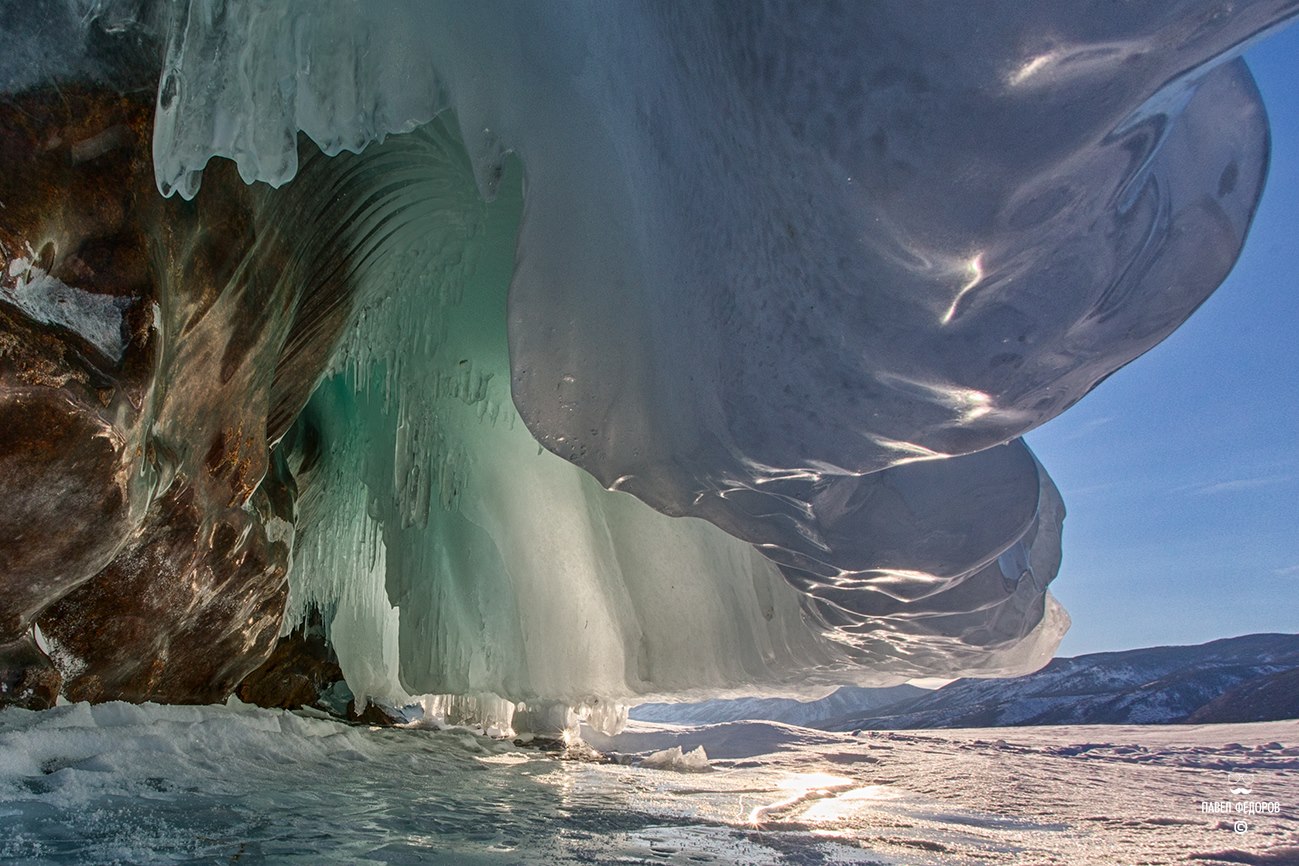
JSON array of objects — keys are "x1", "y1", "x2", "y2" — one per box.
[{"x1": 1233, "y1": 820, "x2": 1249, "y2": 834}]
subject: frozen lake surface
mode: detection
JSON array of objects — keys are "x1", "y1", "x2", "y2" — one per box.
[{"x1": 1, "y1": 702, "x2": 1295, "y2": 865}]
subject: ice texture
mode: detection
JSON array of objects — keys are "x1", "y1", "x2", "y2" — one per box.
[
  {"x1": 36, "y1": 2, "x2": 1299, "y2": 702},
  {"x1": 1, "y1": 260, "x2": 133, "y2": 362}
]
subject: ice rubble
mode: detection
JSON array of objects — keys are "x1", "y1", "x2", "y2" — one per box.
[{"x1": 65, "y1": 2, "x2": 1299, "y2": 710}]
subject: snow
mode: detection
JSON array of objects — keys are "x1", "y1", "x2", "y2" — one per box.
[
  {"x1": 0, "y1": 259, "x2": 132, "y2": 362},
  {"x1": 1, "y1": 702, "x2": 1296, "y2": 864}
]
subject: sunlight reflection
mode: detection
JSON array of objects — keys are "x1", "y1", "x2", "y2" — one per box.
[
  {"x1": 801, "y1": 785, "x2": 902, "y2": 823},
  {"x1": 1008, "y1": 52, "x2": 1058, "y2": 86},
  {"x1": 941, "y1": 253, "x2": 984, "y2": 325},
  {"x1": 747, "y1": 771, "x2": 856, "y2": 825}
]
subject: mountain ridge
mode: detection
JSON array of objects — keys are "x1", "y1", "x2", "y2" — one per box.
[
  {"x1": 631, "y1": 684, "x2": 926, "y2": 728},
  {"x1": 629, "y1": 634, "x2": 1299, "y2": 730},
  {"x1": 822, "y1": 633, "x2": 1299, "y2": 730}
]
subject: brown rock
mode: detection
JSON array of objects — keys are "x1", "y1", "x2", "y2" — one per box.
[
  {"x1": 0, "y1": 87, "x2": 161, "y2": 653},
  {"x1": 37, "y1": 461, "x2": 295, "y2": 704},
  {"x1": 0, "y1": 635, "x2": 61, "y2": 710},
  {"x1": 236, "y1": 610, "x2": 345, "y2": 710},
  {"x1": 346, "y1": 700, "x2": 404, "y2": 727}
]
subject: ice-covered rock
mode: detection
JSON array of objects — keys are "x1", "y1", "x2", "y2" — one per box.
[
  {"x1": 0, "y1": 28, "x2": 443, "y2": 707},
  {"x1": 141, "y1": 0, "x2": 1287, "y2": 673},
  {"x1": 1, "y1": 2, "x2": 1295, "y2": 712},
  {"x1": 0, "y1": 77, "x2": 284, "y2": 706}
]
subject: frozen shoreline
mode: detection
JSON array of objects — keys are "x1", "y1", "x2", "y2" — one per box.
[{"x1": 1, "y1": 701, "x2": 1294, "y2": 864}]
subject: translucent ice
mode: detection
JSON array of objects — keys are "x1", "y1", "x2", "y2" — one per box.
[{"x1": 279, "y1": 122, "x2": 886, "y2": 708}]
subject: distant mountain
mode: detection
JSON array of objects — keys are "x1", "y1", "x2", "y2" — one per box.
[
  {"x1": 1186, "y1": 666, "x2": 1299, "y2": 724},
  {"x1": 631, "y1": 684, "x2": 926, "y2": 728},
  {"x1": 823, "y1": 633, "x2": 1299, "y2": 730}
]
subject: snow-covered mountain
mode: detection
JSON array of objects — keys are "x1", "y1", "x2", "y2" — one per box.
[
  {"x1": 630, "y1": 684, "x2": 926, "y2": 727},
  {"x1": 822, "y1": 633, "x2": 1299, "y2": 730}
]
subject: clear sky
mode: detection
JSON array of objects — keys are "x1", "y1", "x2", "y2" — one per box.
[{"x1": 1025, "y1": 25, "x2": 1299, "y2": 657}]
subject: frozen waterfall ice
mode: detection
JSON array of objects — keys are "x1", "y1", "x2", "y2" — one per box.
[
  {"x1": 2, "y1": 0, "x2": 1295, "y2": 718},
  {"x1": 279, "y1": 121, "x2": 864, "y2": 710}
]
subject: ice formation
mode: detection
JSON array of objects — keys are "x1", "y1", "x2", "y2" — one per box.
[
  {"x1": 639, "y1": 745, "x2": 712, "y2": 773},
  {"x1": 2, "y1": 1, "x2": 1296, "y2": 718},
  {"x1": 280, "y1": 121, "x2": 864, "y2": 713}
]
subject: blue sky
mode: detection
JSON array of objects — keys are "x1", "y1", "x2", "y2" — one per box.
[{"x1": 1026, "y1": 26, "x2": 1299, "y2": 657}]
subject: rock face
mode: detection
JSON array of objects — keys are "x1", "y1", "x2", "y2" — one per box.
[
  {"x1": 38, "y1": 480, "x2": 294, "y2": 704},
  {"x1": 0, "y1": 87, "x2": 160, "y2": 707},
  {"x1": 0, "y1": 49, "x2": 364, "y2": 708},
  {"x1": 0, "y1": 635, "x2": 61, "y2": 709}
]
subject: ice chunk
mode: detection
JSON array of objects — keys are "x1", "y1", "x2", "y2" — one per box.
[
  {"x1": 639, "y1": 745, "x2": 711, "y2": 773},
  {"x1": 415, "y1": 694, "x2": 517, "y2": 738}
]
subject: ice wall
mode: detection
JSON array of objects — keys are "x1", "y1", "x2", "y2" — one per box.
[
  {"x1": 281, "y1": 121, "x2": 882, "y2": 708},
  {"x1": 58, "y1": 2, "x2": 1299, "y2": 703}
]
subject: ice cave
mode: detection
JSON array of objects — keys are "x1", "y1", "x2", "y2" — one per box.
[{"x1": 0, "y1": 0, "x2": 1294, "y2": 739}]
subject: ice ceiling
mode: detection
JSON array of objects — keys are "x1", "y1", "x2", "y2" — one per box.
[{"x1": 1, "y1": 1, "x2": 1294, "y2": 716}]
